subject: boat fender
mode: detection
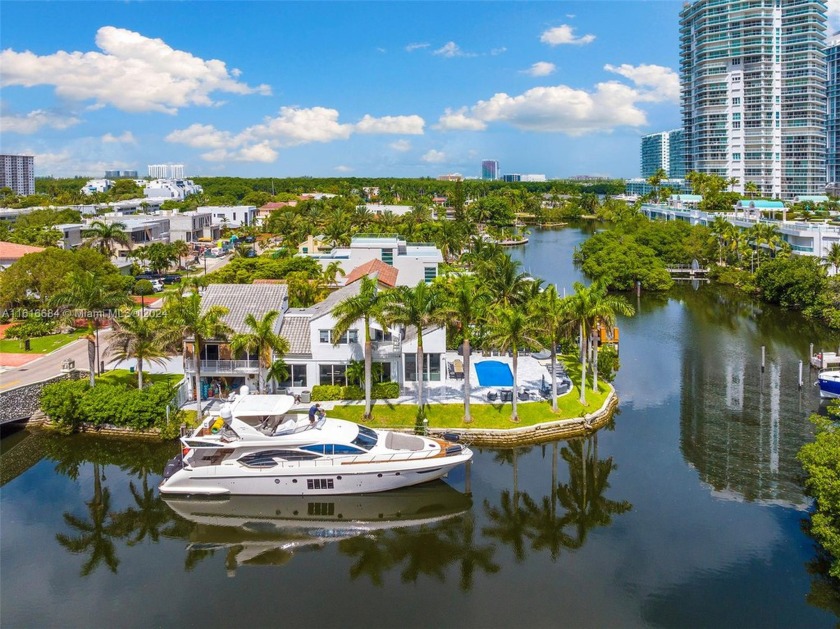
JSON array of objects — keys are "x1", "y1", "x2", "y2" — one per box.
[
  {"x1": 210, "y1": 418, "x2": 225, "y2": 434},
  {"x1": 443, "y1": 432, "x2": 460, "y2": 442}
]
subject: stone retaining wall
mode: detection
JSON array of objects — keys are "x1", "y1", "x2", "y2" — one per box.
[
  {"x1": 25, "y1": 411, "x2": 163, "y2": 439},
  {"x1": 0, "y1": 371, "x2": 84, "y2": 424},
  {"x1": 427, "y1": 391, "x2": 618, "y2": 447}
]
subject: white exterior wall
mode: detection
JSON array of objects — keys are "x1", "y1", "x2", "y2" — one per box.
[{"x1": 198, "y1": 205, "x2": 257, "y2": 227}]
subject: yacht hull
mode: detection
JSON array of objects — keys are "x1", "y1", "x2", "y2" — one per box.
[
  {"x1": 159, "y1": 453, "x2": 471, "y2": 496},
  {"x1": 818, "y1": 371, "x2": 840, "y2": 399}
]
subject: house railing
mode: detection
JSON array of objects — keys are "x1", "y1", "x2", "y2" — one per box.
[{"x1": 185, "y1": 359, "x2": 260, "y2": 373}]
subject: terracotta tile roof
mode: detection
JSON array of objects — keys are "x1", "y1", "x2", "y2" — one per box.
[
  {"x1": 344, "y1": 259, "x2": 399, "y2": 287},
  {"x1": 258, "y1": 201, "x2": 297, "y2": 211},
  {"x1": 200, "y1": 283, "x2": 288, "y2": 334},
  {"x1": 0, "y1": 241, "x2": 45, "y2": 259}
]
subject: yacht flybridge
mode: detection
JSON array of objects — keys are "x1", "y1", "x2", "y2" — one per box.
[{"x1": 159, "y1": 392, "x2": 472, "y2": 496}]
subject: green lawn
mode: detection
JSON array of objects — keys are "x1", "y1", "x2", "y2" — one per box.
[
  {"x1": 0, "y1": 330, "x2": 88, "y2": 354},
  {"x1": 97, "y1": 369, "x2": 183, "y2": 388}
]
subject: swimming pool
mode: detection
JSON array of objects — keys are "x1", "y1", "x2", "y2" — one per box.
[{"x1": 474, "y1": 360, "x2": 513, "y2": 387}]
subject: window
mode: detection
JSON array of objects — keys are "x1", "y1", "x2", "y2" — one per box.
[
  {"x1": 278, "y1": 364, "x2": 307, "y2": 388},
  {"x1": 319, "y1": 330, "x2": 330, "y2": 343},
  {"x1": 733, "y1": 153, "x2": 741, "y2": 161},
  {"x1": 239, "y1": 450, "x2": 321, "y2": 467},
  {"x1": 424, "y1": 266, "x2": 437, "y2": 282},
  {"x1": 352, "y1": 425, "x2": 379, "y2": 450},
  {"x1": 321, "y1": 330, "x2": 358, "y2": 344},
  {"x1": 405, "y1": 353, "x2": 442, "y2": 382},
  {"x1": 319, "y1": 364, "x2": 347, "y2": 386},
  {"x1": 348, "y1": 329, "x2": 359, "y2": 344},
  {"x1": 733, "y1": 122, "x2": 741, "y2": 129},
  {"x1": 302, "y1": 444, "x2": 365, "y2": 455},
  {"x1": 732, "y1": 97, "x2": 740, "y2": 105},
  {"x1": 307, "y1": 478, "x2": 335, "y2": 490},
  {"x1": 308, "y1": 502, "x2": 335, "y2": 516},
  {"x1": 381, "y1": 248, "x2": 394, "y2": 265}
]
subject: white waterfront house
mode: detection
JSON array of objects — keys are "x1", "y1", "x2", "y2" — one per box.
[
  {"x1": 166, "y1": 211, "x2": 219, "y2": 244},
  {"x1": 184, "y1": 275, "x2": 446, "y2": 402},
  {"x1": 300, "y1": 234, "x2": 444, "y2": 286},
  {"x1": 80, "y1": 179, "x2": 114, "y2": 195},
  {"x1": 198, "y1": 205, "x2": 258, "y2": 228},
  {"x1": 144, "y1": 178, "x2": 202, "y2": 200}
]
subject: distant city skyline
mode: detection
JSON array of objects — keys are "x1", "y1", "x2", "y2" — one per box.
[{"x1": 1, "y1": 2, "x2": 838, "y2": 180}]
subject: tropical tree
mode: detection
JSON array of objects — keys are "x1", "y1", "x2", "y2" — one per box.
[
  {"x1": 484, "y1": 305, "x2": 542, "y2": 422},
  {"x1": 825, "y1": 242, "x2": 840, "y2": 276},
  {"x1": 51, "y1": 270, "x2": 131, "y2": 387},
  {"x1": 229, "y1": 310, "x2": 289, "y2": 394},
  {"x1": 383, "y1": 280, "x2": 442, "y2": 422},
  {"x1": 436, "y1": 274, "x2": 489, "y2": 422},
  {"x1": 647, "y1": 168, "x2": 667, "y2": 203},
  {"x1": 107, "y1": 310, "x2": 171, "y2": 389},
  {"x1": 83, "y1": 220, "x2": 130, "y2": 257},
  {"x1": 332, "y1": 276, "x2": 389, "y2": 418},
  {"x1": 164, "y1": 291, "x2": 231, "y2": 417},
  {"x1": 564, "y1": 282, "x2": 635, "y2": 404},
  {"x1": 745, "y1": 181, "x2": 759, "y2": 199},
  {"x1": 538, "y1": 285, "x2": 574, "y2": 412},
  {"x1": 483, "y1": 254, "x2": 531, "y2": 307}
]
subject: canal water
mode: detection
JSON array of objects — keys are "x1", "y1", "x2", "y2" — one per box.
[{"x1": 2, "y1": 226, "x2": 839, "y2": 628}]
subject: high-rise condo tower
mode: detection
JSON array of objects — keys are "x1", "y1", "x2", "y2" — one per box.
[{"x1": 680, "y1": 0, "x2": 827, "y2": 199}]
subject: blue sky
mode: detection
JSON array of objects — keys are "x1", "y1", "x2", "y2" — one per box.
[{"x1": 1, "y1": 1, "x2": 837, "y2": 180}]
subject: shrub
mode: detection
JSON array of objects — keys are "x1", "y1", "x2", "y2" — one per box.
[
  {"x1": 40, "y1": 379, "x2": 89, "y2": 430},
  {"x1": 311, "y1": 381, "x2": 400, "y2": 401},
  {"x1": 755, "y1": 256, "x2": 826, "y2": 310},
  {"x1": 5, "y1": 319, "x2": 56, "y2": 339},
  {"x1": 597, "y1": 345, "x2": 620, "y2": 383}
]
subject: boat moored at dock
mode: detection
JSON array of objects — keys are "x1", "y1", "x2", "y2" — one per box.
[{"x1": 159, "y1": 393, "x2": 472, "y2": 496}]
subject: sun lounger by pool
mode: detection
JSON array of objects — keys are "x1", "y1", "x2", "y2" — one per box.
[{"x1": 453, "y1": 359, "x2": 464, "y2": 379}]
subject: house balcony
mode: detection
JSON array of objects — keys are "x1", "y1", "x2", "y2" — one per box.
[
  {"x1": 186, "y1": 359, "x2": 260, "y2": 374},
  {"x1": 371, "y1": 339, "x2": 402, "y2": 358}
]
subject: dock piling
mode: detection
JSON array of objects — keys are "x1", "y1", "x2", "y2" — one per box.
[
  {"x1": 799, "y1": 360, "x2": 803, "y2": 389},
  {"x1": 810, "y1": 343, "x2": 814, "y2": 369},
  {"x1": 761, "y1": 346, "x2": 765, "y2": 373}
]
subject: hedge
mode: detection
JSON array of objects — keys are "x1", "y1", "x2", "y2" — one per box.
[
  {"x1": 311, "y1": 381, "x2": 399, "y2": 401},
  {"x1": 40, "y1": 378, "x2": 181, "y2": 434}
]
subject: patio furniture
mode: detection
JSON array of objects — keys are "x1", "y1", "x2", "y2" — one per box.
[
  {"x1": 453, "y1": 359, "x2": 464, "y2": 380},
  {"x1": 500, "y1": 389, "x2": 513, "y2": 402},
  {"x1": 486, "y1": 389, "x2": 499, "y2": 402}
]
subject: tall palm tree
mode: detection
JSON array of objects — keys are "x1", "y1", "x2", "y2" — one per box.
[
  {"x1": 163, "y1": 291, "x2": 231, "y2": 418},
  {"x1": 332, "y1": 276, "x2": 389, "y2": 418},
  {"x1": 436, "y1": 274, "x2": 489, "y2": 422},
  {"x1": 51, "y1": 270, "x2": 131, "y2": 387},
  {"x1": 229, "y1": 310, "x2": 289, "y2": 394},
  {"x1": 107, "y1": 310, "x2": 171, "y2": 389},
  {"x1": 646, "y1": 167, "x2": 667, "y2": 202},
  {"x1": 538, "y1": 285, "x2": 574, "y2": 412},
  {"x1": 484, "y1": 305, "x2": 542, "y2": 422},
  {"x1": 484, "y1": 254, "x2": 530, "y2": 307},
  {"x1": 383, "y1": 280, "x2": 442, "y2": 422},
  {"x1": 825, "y1": 242, "x2": 840, "y2": 276},
  {"x1": 565, "y1": 282, "x2": 635, "y2": 404},
  {"x1": 83, "y1": 220, "x2": 130, "y2": 257},
  {"x1": 745, "y1": 181, "x2": 759, "y2": 199}
]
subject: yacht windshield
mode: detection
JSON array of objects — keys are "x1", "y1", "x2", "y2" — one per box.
[{"x1": 351, "y1": 425, "x2": 379, "y2": 451}]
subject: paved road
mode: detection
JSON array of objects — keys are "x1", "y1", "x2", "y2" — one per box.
[{"x1": 0, "y1": 334, "x2": 98, "y2": 390}]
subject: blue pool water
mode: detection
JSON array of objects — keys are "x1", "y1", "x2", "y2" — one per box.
[{"x1": 474, "y1": 361, "x2": 513, "y2": 387}]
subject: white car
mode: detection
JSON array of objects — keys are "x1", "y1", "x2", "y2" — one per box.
[{"x1": 151, "y1": 280, "x2": 164, "y2": 292}]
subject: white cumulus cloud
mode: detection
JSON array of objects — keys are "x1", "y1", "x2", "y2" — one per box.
[
  {"x1": 433, "y1": 42, "x2": 476, "y2": 58},
  {"x1": 355, "y1": 114, "x2": 424, "y2": 135},
  {"x1": 405, "y1": 42, "x2": 430, "y2": 52},
  {"x1": 335, "y1": 165, "x2": 353, "y2": 173},
  {"x1": 390, "y1": 139, "x2": 412, "y2": 152},
  {"x1": 0, "y1": 26, "x2": 271, "y2": 114},
  {"x1": 435, "y1": 107, "x2": 488, "y2": 131},
  {"x1": 102, "y1": 131, "x2": 137, "y2": 144},
  {"x1": 421, "y1": 149, "x2": 446, "y2": 163},
  {"x1": 540, "y1": 24, "x2": 596, "y2": 46},
  {"x1": 0, "y1": 109, "x2": 80, "y2": 134},
  {"x1": 604, "y1": 63, "x2": 680, "y2": 102},
  {"x1": 829, "y1": 0, "x2": 840, "y2": 31},
  {"x1": 167, "y1": 107, "x2": 426, "y2": 163},
  {"x1": 522, "y1": 61, "x2": 556, "y2": 77}
]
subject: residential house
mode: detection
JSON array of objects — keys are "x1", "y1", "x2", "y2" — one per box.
[
  {"x1": 166, "y1": 211, "x2": 220, "y2": 244},
  {"x1": 53, "y1": 223, "x2": 84, "y2": 249},
  {"x1": 300, "y1": 234, "x2": 443, "y2": 286},
  {"x1": 257, "y1": 200, "x2": 298, "y2": 225},
  {"x1": 198, "y1": 205, "x2": 258, "y2": 229},
  {"x1": 0, "y1": 241, "x2": 44, "y2": 269}
]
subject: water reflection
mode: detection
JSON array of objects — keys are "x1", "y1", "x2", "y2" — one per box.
[
  {"x1": 162, "y1": 484, "x2": 473, "y2": 577},
  {"x1": 674, "y1": 285, "x2": 833, "y2": 508}
]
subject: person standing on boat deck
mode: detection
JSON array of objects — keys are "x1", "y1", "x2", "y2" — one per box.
[{"x1": 308, "y1": 403, "x2": 321, "y2": 426}]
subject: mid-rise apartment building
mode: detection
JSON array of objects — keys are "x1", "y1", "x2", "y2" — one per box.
[
  {"x1": 641, "y1": 130, "x2": 685, "y2": 178},
  {"x1": 680, "y1": 0, "x2": 827, "y2": 200},
  {"x1": 0, "y1": 154, "x2": 35, "y2": 196}
]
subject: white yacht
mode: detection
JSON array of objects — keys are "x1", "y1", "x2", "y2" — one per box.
[{"x1": 159, "y1": 392, "x2": 472, "y2": 496}]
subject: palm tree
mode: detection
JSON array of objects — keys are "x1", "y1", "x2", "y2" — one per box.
[
  {"x1": 538, "y1": 285, "x2": 574, "y2": 412},
  {"x1": 83, "y1": 220, "x2": 130, "y2": 257},
  {"x1": 483, "y1": 254, "x2": 530, "y2": 307},
  {"x1": 107, "y1": 310, "x2": 170, "y2": 389},
  {"x1": 436, "y1": 274, "x2": 489, "y2": 422},
  {"x1": 163, "y1": 291, "x2": 231, "y2": 418},
  {"x1": 383, "y1": 281, "x2": 442, "y2": 422},
  {"x1": 484, "y1": 306, "x2": 542, "y2": 422},
  {"x1": 332, "y1": 276, "x2": 389, "y2": 418},
  {"x1": 825, "y1": 242, "x2": 840, "y2": 276},
  {"x1": 51, "y1": 271, "x2": 131, "y2": 387},
  {"x1": 321, "y1": 261, "x2": 346, "y2": 287},
  {"x1": 229, "y1": 310, "x2": 289, "y2": 394},
  {"x1": 646, "y1": 168, "x2": 667, "y2": 203},
  {"x1": 745, "y1": 181, "x2": 759, "y2": 199},
  {"x1": 564, "y1": 282, "x2": 635, "y2": 404}
]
